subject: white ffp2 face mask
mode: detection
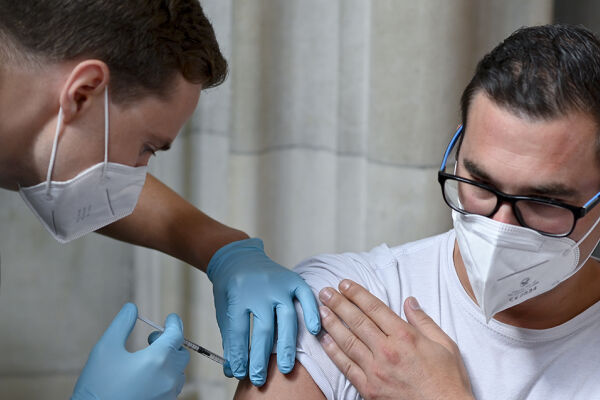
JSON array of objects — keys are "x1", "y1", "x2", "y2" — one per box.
[
  {"x1": 452, "y1": 210, "x2": 600, "y2": 321},
  {"x1": 19, "y1": 88, "x2": 148, "y2": 243}
]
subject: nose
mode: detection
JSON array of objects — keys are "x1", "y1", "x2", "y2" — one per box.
[{"x1": 490, "y1": 202, "x2": 520, "y2": 226}]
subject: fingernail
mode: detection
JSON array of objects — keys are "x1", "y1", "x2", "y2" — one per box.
[
  {"x1": 319, "y1": 288, "x2": 333, "y2": 302},
  {"x1": 319, "y1": 333, "x2": 333, "y2": 346},
  {"x1": 408, "y1": 296, "x2": 421, "y2": 311},
  {"x1": 319, "y1": 306, "x2": 330, "y2": 319},
  {"x1": 339, "y1": 280, "x2": 351, "y2": 291}
]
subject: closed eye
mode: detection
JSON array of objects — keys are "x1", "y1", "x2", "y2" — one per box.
[{"x1": 141, "y1": 145, "x2": 157, "y2": 156}]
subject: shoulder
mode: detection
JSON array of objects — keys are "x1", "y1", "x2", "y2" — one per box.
[
  {"x1": 292, "y1": 243, "x2": 398, "y2": 307},
  {"x1": 294, "y1": 243, "x2": 396, "y2": 278},
  {"x1": 389, "y1": 230, "x2": 453, "y2": 256},
  {"x1": 289, "y1": 231, "x2": 454, "y2": 399},
  {"x1": 293, "y1": 230, "x2": 453, "y2": 292},
  {"x1": 388, "y1": 230, "x2": 454, "y2": 272}
]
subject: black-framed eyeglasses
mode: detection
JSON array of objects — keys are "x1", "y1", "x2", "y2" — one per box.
[{"x1": 438, "y1": 125, "x2": 600, "y2": 237}]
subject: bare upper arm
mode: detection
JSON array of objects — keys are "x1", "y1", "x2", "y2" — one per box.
[{"x1": 234, "y1": 355, "x2": 327, "y2": 400}]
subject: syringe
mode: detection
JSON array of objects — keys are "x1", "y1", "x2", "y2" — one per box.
[{"x1": 137, "y1": 315, "x2": 226, "y2": 365}]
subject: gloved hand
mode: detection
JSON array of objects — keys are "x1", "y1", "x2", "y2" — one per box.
[
  {"x1": 71, "y1": 303, "x2": 190, "y2": 400},
  {"x1": 207, "y1": 238, "x2": 321, "y2": 386}
]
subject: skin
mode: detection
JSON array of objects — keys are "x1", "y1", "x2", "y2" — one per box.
[
  {"x1": 236, "y1": 92, "x2": 600, "y2": 399},
  {"x1": 0, "y1": 58, "x2": 248, "y2": 271}
]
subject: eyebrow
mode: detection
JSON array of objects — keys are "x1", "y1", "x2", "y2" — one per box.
[{"x1": 462, "y1": 158, "x2": 578, "y2": 198}]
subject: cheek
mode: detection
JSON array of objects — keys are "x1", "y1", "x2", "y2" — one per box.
[
  {"x1": 108, "y1": 144, "x2": 144, "y2": 166},
  {"x1": 108, "y1": 131, "x2": 146, "y2": 166}
]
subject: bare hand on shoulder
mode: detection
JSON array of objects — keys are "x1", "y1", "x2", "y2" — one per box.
[{"x1": 318, "y1": 279, "x2": 474, "y2": 400}]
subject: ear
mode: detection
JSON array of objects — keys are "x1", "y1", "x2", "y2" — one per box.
[{"x1": 59, "y1": 60, "x2": 110, "y2": 123}]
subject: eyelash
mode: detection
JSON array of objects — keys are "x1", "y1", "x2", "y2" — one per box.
[{"x1": 143, "y1": 145, "x2": 157, "y2": 156}]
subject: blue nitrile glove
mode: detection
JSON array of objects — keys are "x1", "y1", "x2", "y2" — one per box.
[
  {"x1": 207, "y1": 238, "x2": 321, "y2": 386},
  {"x1": 71, "y1": 303, "x2": 190, "y2": 400}
]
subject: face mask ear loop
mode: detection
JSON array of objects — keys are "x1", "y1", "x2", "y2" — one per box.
[
  {"x1": 44, "y1": 107, "x2": 64, "y2": 198},
  {"x1": 574, "y1": 214, "x2": 600, "y2": 248},
  {"x1": 102, "y1": 86, "x2": 109, "y2": 177}
]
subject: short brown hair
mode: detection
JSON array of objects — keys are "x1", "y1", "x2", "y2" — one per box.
[
  {"x1": 0, "y1": 0, "x2": 228, "y2": 103},
  {"x1": 461, "y1": 24, "x2": 600, "y2": 133}
]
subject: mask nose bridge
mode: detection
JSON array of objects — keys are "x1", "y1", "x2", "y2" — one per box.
[
  {"x1": 479, "y1": 221, "x2": 545, "y2": 251},
  {"x1": 466, "y1": 212, "x2": 546, "y2": 251}
]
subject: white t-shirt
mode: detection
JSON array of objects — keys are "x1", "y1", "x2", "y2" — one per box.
[{"x1": 293, "y1": 230, "x2": 600, "y2": 400}]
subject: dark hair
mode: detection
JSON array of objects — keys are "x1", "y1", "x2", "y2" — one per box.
[
  {"x1": 0, "y1": 0, "x2": 228, "y2": 103},
  {"x1": 460, "y1": 24, "x2": 600, "y2": 135}
]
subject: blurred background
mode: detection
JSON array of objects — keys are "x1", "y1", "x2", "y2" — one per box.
[{"x1": 0, "y1": 0, "x2": 597, "y2": 398}]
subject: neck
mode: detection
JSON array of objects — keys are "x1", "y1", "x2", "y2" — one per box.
[
  {"x1": 453, "y1": 241, "x2": 600, "y2": 329},
  {"x1": 0, "y1": 61, "x2": 63, "y2": 190}
]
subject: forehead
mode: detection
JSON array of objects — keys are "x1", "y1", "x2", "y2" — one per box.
[
  {"x1": 116, "y1": 74, "x2": 202, "y2": 139},
  {"x1": 461, "y1": 92, "x2": 599, "y2": 197}
]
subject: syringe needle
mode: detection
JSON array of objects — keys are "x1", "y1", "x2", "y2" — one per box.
[{"x1": 137, "y1": 315, "x2": 225, "y2": 365}]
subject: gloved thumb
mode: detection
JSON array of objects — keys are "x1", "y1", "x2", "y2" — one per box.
[
  {"x1": 152, "y1": 313, "x2": 184, "y2": 350},
  {"x1": 403, "y1": 297, "x2": 457, "y2": 354},
  {"x1": 99, "y1": 302, "x2": 138, "y2": 348}
]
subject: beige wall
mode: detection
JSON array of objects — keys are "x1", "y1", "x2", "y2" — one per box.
[{"x1": 0, "y1": 1, "x2": 557, "y2": 398}]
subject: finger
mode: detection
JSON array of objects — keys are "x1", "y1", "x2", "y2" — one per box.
[
  {"x1": 214, "y1": 295, "x2": 233, "y2": 377},
  {"x1": 403, "y1": 297, "x2": 457, "y2": 353},
  {"x1": 248, "y1": 309, "x2": 275, "y2": 386},
  {"x1": 319, "y1": 305, "x2": 372, "y2": 367},
  {"x1": 226, "y1": 309, "x2": 251, "y2": 379},
  {"x1": 223, "y1": 360, "x2": 234, "y2": 378},
  {"x1": 294, "y1": 280, "x2": 321, "y2": 335},
  {"x1": 275, "y1": 301, "x2": 297, "y2": 374},
  {"x1": 147, "y1": 330, "x2": 161, "y2": 345},
  {"x1": 219, "y1": 321, "x2": 233, "y2": 377},
  {"x1": 319, "y1": 332, "x2": 367, "y2": 392},
  {"x1": 153, "y1": 313, "x2": 184, "y2": 350},
  {"x1": 319, "y1": 286, "x2": 385, "y2": 350},
  {"x1": 99, "y1": 302, "x2": 138, "y2": 348},
  {"x1": 338, "y1": 279, "x2": 411, "y2": 337}
]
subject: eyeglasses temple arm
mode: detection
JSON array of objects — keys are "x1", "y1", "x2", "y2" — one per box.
[
  {"x1": 440, "y1": 125, "x2": 464, "y2": 171},
  {"x1": 583, "y1": 191, "x2": 600, "y2": 210}
]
